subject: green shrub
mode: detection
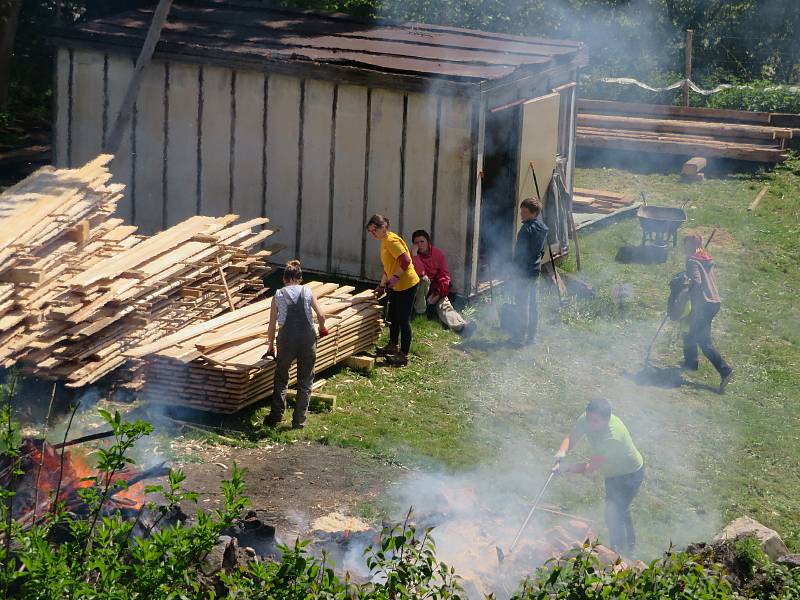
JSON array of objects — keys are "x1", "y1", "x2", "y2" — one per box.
[{"x1": 512, "y1": 542, "x2": 734, "y2": 599}]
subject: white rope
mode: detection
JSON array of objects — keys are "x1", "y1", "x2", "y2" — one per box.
[{"x1": 596, "y1": 76, "x2": 800, "y2": 96}]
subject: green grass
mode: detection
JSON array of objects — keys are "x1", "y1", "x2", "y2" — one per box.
[{"x1": 221, "y1": 154, "x2": 800, "y2": 558}]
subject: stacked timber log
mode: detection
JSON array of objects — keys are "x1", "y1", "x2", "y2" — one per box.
[
  {"x1": 572, "y1": 187, "x2": 635, "y2": 214},
  {"x1": 577, "y1": 99, "x2": 799, "y2": 163},
  {"x1": 128, "y1": 283, "x2": 381, "y2": 413},
  {"x1": 0, "y1": 156, "x2": 278, "y2": 387}
]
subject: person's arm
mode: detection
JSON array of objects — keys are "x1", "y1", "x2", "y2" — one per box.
[
  {"x1": 564, "y1": 454, "x2": 607, "y2": 475},
  {"x1": 309, "y1": 292, "x2": 327, "y2": 334},
  {"x1": 386, "y1": 238, "x2": 413, "y2": 289},
  {"x1": 431, "y1": 249, "x2": 451, "y2": 300},
  {"x1": 265, "y1": 299, "x2": 279, "y2": 356}
]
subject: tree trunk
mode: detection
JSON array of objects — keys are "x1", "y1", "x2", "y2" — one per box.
[{"x1": 0, "y1": 0, "x2": 23, "y2": 112}]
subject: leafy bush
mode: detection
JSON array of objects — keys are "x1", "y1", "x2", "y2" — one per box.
[
  {"x1": 512, "y1": 542, "x2": 734, "y2": 599},
  {"x1": 1, "y1": 382, "x2": 798, "y2": 599},
  {"x1": 221, "y1": 510, "x2": 464, "y2": 599},
  {"x1": 581, "y1": 72, "x2": 800, "y2": 114}
]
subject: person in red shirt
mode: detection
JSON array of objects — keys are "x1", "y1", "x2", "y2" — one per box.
[{"x1": 411, "y1": 230, "x2": 476, "y2": 337}]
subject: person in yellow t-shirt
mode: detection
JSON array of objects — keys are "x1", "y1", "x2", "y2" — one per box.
[
  {"x1": 554, "y1": 397, "x2": 644, "y2": 555},
  {"x1": 366, "y1": 214, "x2": 419, "y2": 367}
]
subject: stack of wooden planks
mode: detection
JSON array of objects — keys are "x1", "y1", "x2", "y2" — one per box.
[
  {"x1": 577, "y1": 99, "x2": 798, "y2": 163},
  {"x1": 0, "y1": 156, "x2": 278, "y2": 387},
  {"x1": 127, "y1": 283, "x2": 382, "y2": 413},
  {"x1": 572, "y1": 187, "x2": 635, "y2": 214}
]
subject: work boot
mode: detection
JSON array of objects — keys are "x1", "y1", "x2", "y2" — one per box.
[
  {"x1": 375, "y1": 343, "x2": 398, "y2": 357},
  {"x1": 719, "y1": 369, "x2": 734, "y2": 394},
  {"x1": 264, "y1": 413, "x2": 282, "y2": 428},
  {"x1": 507, "y1": 336, "x2": 524, "y2": 349},
  {"x1": 385, "y1": 352, "x2": 408, "y2": 367},
  {"x1": 460, "y1": 320, "x2": 477, "y2": 338}
]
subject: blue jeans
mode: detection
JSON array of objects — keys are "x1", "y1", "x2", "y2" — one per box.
[
  {"x1": 604, "y1": 466, "x2": 644, "y2": 553},
  {"x1": 512, "y1": 275, "x2": 539, "y2": 342}
]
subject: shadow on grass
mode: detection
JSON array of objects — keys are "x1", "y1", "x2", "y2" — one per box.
[
  {"x1": 625, "y1": 365, "x2": 720, "y2": 394},
  {"x1": 453, "y1": 336, "x2": 517, "y2": 353}
]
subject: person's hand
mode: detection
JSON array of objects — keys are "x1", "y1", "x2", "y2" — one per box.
[
  {"x1": 374, "y1": 285, "x2": 386, "y2": 297},
  {"x1": 427, "y1": 293, "x2": 440, "y2": 305},
  {"x1": 262, "y1": 345, "x2": 275, "y2": 360},
  {"x1": 551, "y1": 462, "x2": 562, "y2": 475},
  {"x1": 318, "y1": 325, "x2": 329, "y2": 337},
  {"x1": 554, "y1": 450, "x2": 567, "y2": 461},
  {"x1": 387, "y1": 275, "x2": 400, "y2": 289}
]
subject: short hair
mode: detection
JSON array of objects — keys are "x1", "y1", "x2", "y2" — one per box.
[
  {"x1": 283, "y1": 259, "x2": 302, "y2": 282},
  {"x1": 366, "y1": 214, "x2": 390, "y2": 230},
  {"x1": 411, "y1": 229, "x2": 431, "y2": 244},
  {"x1": 520, "y1": 197, "x2": 542, "y2": 215},
  {"x1": 684, "y1": 233, "x2": 703, "y2": 249},
  {"x1": 585, "y1": 397, "x2": 612, "y2": 419}
]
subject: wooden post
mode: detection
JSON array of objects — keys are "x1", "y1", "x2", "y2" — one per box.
[
  {"x1": 683, "y1": 29, "x2": 694, "y2": 107},
  {"x1": 748, "y1": 185, "x2": 768, "y2": 213},
  {"x1": 104, "y1": 0, "x2": 174, "y2": 154},
  {"x1": 215, "y1": 257, "x2": 236, "y2": 311}
]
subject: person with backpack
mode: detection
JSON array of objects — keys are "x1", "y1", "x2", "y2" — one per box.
[{"x1": 680, "y1": 233, "x2": 734, "y2": 393}]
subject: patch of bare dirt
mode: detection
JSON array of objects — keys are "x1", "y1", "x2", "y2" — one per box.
[{"x1": 174, "y1": 442, "x2": 397, "y2": 540}]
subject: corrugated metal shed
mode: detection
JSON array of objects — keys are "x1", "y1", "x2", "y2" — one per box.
[{"x1": 51, "y1": 0, "x2": 586, "y2": 91}]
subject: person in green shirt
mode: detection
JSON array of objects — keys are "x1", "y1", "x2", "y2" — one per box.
[{"x1": 554, "y1": 397, "x2": 645, "y2": 554}]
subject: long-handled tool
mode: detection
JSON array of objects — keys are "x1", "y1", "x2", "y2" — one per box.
[
  {"x1": 529, "y1": 162, "x2": 567, "y2": 305},
  {"x1": 484, "y1": 250, "x2": 500, "y2": 328},
  {"x1": 642, "y1": 226, "x2": 718, "y2": 368},
  {"x1": 496, "y1": 466, "x2": 558, "y2": 564}
]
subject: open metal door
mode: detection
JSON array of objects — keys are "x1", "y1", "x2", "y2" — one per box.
[{"x1": 515, "y1": 93, "x2": 561, "y2": 236}]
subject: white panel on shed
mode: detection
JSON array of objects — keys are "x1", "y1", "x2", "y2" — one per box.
[
  {"x1": 106, "y1": 54, "x2": 135, "y2": 223},
  {"x1": 402, "y1": 92, "x2": 437, "y2": 243},
  {"x1": 71, "y1": 49, "x2": 105, "y2": 167},
  {"x1": 133, "y1": 61, "x2": 166, "y2": 234},
  {"x1": 265, "y1": 74, "x2": 301, "y2": 256},
  {"x1": 200, "y1": 65, "x2": 232, "y2": 218},
  {"x1": 434, "y1": 96, "x2": 472, "y2": 293},
  {"x1": 165, "y1": 62, "x2": 199, "y2": 226},
  {"x1": 330, "y1": 84, "x2": 367, "y2": 278},
  {"x1": 365, "y1": 88, "x2": 404, "y2": 280},
  {"x1": 516, "y1": 93, "x2": 560, "y2": 232},
  {"x1": 299, "y1": 79, "x2": 334, "y2": 272},
  {"x1": 54, "y1": 48, "x2": 71, "y2": 168},
  {"x1": 232, "y1": 70, "x2": 266, "y2": 223}
]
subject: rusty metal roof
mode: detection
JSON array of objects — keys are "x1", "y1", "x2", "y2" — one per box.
[{"x1": 52, "y1": 1, "x2": 586, "y2": 85}]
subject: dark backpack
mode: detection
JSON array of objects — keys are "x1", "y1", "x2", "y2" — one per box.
[{"x1": 667, "y1": 271, "x2": 691, "y2": 321}]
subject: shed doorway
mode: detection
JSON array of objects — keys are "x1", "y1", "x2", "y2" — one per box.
[{"x1": 478, "y1": 105, "x2": 520, "y2": 283}]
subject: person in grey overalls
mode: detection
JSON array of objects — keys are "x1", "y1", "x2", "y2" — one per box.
[{"x1": 264, "y1": 260, "x2": 328, "y2": 429}]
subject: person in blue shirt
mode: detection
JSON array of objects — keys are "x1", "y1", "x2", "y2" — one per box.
[{"x1": 510, "y1": 197, "x2": 549, "y2": 347}]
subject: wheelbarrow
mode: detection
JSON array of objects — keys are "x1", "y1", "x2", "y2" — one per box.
[{"x1": 637, "y1": 194, "x2": 687, "y2": 247}]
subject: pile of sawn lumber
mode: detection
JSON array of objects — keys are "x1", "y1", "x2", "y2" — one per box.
[
  {"x1": 126, "y1": 283, "x2": 382, "y2": 413},
  {"x1": 572, "y1": 187, "x2": 635, "y2": 215},
  {"x1": 0, "y1": 155, "x2": 278, "y2": 387},
  {"x1": 577, "y1": 99, "x2": 799, "y2": 163}
]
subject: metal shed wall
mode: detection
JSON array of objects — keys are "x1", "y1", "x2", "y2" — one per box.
[{"x1": 54, "y1": 47, "x2": 473, "y2": 291}]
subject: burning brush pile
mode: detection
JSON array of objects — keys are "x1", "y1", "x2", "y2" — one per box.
[
  {"x1": 299, "y1": 482, "x2": 596, "y2": 597},
  {"x1": 0, "y1": 430, "x2": 169, "y2": 528}
]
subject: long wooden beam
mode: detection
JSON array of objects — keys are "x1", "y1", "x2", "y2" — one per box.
[
  {"x1": 578, "y1": 113, "x2": 794, "y2": 140},
  {"x1": 104, "y1": 0, "x2": 174, "y2": 154},
  {"x1": 577, "y1": 132, "x2": 787, "y2": 162}
]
